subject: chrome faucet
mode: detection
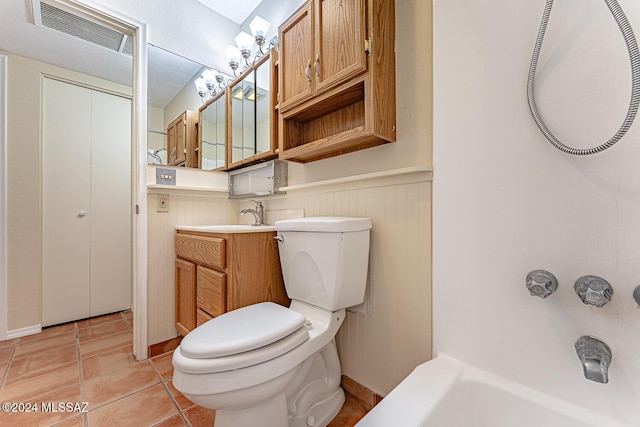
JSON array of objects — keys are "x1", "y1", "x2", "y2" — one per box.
[
  {"x1": 240, "y1": 200, "x2": 264, "y2": 226},
  {"x1": 575, "y1": 336, "x2": 612, "y2": 384}
]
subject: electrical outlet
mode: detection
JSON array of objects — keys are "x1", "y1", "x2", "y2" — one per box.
[{"x1": 157, "y1": 194, "x2": 169, "y2": 212}]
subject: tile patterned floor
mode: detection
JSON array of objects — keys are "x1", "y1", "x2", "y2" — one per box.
[{"x1": 0, "y1": 311, "x2": 369, "y2": 426}]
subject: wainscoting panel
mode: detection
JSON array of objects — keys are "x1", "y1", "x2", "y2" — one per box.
[
  {"x1": 147, "y1": 192, "x2": 236, "y2": 345},
  {"x1": 146, "y1": 171, "x2": 431, "y2": 396}
]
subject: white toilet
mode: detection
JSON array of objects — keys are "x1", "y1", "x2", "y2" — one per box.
[{"x1": 172, "y1": 216, "x2": 372, "y2": 427}]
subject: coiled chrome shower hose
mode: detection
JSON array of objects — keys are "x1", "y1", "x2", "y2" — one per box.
[{"x1": 527, "y1": 0, "x2": 640, "y2": 155}]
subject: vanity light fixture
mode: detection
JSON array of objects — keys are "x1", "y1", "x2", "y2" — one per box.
[
  {"x1": 224, "y1": 16, "x2": 277, "y2": 75},
  {"x1": 194, "y1": 68, "x2": 232, "y2": 102},
  {"x1": 200, "y1": 16, "x2": 277, "y2": 100}
]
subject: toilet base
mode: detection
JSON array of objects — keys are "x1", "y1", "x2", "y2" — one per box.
[
  {"x1": 215, "y1": 391, "x2": 289, "y2": 427},
  {"x1": 287, "y1": 339, "x2": 345, "y2": 427},
  {"x1": 290, "y1": 386, "x2": 345, "y2": 427}
]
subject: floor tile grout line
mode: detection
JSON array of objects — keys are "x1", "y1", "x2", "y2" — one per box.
[
  {"x1": 79, "y1": 331, "x2": 132, "y2": 348},
  {"x1": 120, "y1": 311, "x2": 133, "y2": 333},
  {"x1": 83, "y1": 375, "x2": 163, "y2": 413},
  {"x1": 150, "y1": 356, "x2": 195, "y2": 427},
  {"x1": 75, "y1": 321, "x2": 91, "y2": 427},
  {"x1": 76, "y1": 317, "x2": 128, "y2": 332},
  {"x1": 0, "y1": 338, "x2": 19, "y2": 389},
  {"x1": 158, "y1": 379, "x2": 192, "y2": 427},
  {"x1": 76, "y1": 322, "x2": 87, "y2": 403}
]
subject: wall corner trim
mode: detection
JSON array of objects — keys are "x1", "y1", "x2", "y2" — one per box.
[{"x1": 0, "y1": 54, "x2": 8, "y2": 341}]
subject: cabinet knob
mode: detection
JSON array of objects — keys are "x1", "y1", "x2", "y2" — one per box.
[{"x1": 78, "y1": 211, "x2": 87, "y2": 218}]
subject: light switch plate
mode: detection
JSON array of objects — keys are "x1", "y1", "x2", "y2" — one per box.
[{"x1": 156, "y1": 168, "x2": 176, "y2": 185}]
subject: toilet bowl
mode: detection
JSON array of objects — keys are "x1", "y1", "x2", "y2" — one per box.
[{"x1": 172, "y1": 217, "x2": 372, "y2": 427}]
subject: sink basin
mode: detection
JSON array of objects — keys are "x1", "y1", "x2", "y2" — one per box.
[{"x1": 176, "y1": 224, "x2": 276, "y2": 233}]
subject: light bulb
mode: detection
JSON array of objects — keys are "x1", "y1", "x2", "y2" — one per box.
[
  {"x1": 225, "y1": 45, "x2": 241, "y2": 65},
  {"x1": 201, "y1": 69, "x2": 216, "y2": 90},
  {"x1": 234, "y1": 31, "x2": 254, "y2": 54},
  {"x1": 194, "y1": 78, "x2": 208, "y2": 97},
  {"x1": 249, "y1": 16, "x2": 271, "y2": 38}
]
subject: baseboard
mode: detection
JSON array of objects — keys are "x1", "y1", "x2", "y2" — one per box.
[
  {"x1": 5, "y1": 324, "x2": 42, "y2": 340},
  {"x1": 148, "y1": 335, "x2": 182, "y2": 357},
  {"x1": 341, "y1": 374, "x2": 384, "y2": 409}
]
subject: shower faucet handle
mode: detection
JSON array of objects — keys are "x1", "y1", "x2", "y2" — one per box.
[
  {"x1": 574, "y1": 275, "x2": 613, "y2": 307},
  {"x1": 526, "y1": 270, "x2": 558, "y2": 299}
]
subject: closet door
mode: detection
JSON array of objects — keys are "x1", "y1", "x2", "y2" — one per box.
[
  {"x1": 42, "y1": 78, "x2": 92, "y2": 325},
  {"x1": 42, "y1": 78, "x2": 131, "y2": 326},
  {"x1": 90, "y1": 90, "x2": 132, "y2": 316}
]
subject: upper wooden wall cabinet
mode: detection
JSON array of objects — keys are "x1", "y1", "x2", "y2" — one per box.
[
  {"x1": 278, "y1": 0, "x2": 396, "y2": 163},
  {"x1": 167, "y1": 110, "x2": 198, "y2": 167}
]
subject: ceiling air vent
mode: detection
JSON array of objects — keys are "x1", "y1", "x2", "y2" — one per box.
[{"x1": 34, "y1": 0, "x2": 132, "y2": 56}]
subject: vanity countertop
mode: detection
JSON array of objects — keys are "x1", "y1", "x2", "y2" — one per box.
[{"x1": 176, "y1": 224, "x2": 276, "y2": 233}]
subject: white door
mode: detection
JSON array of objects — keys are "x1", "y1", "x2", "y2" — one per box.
[{"x1": 42, "y1": 78, "x2": 131, "y2": 326}]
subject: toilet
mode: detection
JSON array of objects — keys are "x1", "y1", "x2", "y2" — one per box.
[{"x1": 172, "y1": 216, "x2": 372, "y2": 427}]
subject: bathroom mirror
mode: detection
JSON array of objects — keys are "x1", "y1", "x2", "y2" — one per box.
[
  {"x1": 147, "y1": 44, "x2": 210, "y2": 167},
  {"x1": 228, "y1": 52, "x2": 276, "y2": 170},
  {"x1": 199, "y1": 90, "x2": 227, "y2": 170}
]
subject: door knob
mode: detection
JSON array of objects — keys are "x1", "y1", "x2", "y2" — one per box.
[{"x1": 78, "y1": 211, "x2": 87, "y2": 217}]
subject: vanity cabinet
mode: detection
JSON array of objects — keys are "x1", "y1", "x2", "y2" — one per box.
[
  {"x1": 227, "y1": 51, "x2": 278, "y2": 171},
  {"x1": 175, "y1": 230, "x2": 290, "y2": 335},
  {"x1": 167, "y1": 110, "x2": 198, "y2": 167},
  {"x1": 278, "y1": 0, "x2": 396, "y2": 163}
]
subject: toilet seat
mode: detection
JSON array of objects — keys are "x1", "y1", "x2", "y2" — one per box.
[{"x1": 176, "y1": 302, "x2": 310, "y2": 374}]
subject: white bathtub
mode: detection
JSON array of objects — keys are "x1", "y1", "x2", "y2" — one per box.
[{"x1": 356, "y1": 355, "x2": 632, "y2": 427}]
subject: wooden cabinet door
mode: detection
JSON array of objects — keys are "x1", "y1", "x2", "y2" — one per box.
[
  {"x1": 279, "y1": 1, "x2": 314, "y2": 111},
  {"x1": 167, "y1": 113, "x2": 186, "y2": 165},
  {"x1": 175, "y1": 258, "x2": 197, "y2": 336},
  {"x1": 315, "y1": 0, "x2": 368, "y2": 93},
  {"x1": 197, "y1": 265, "x2": 226, "y2": 317},
  {"x1": 184, "y1": 110, "x2": 199, "y2": 168}
]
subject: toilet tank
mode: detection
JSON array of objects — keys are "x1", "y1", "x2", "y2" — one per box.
[{"x1": 274, "y1": 217, "x2": 372, "y2": 311}]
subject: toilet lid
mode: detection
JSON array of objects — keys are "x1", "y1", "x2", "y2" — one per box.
[
  {"x1": 180, "y1": 302, "x2": 307, "y2": 359},
  {"x1": 275, "y1": 216, "x2": 372, "y2": 232},
  {"x1": 175, "y1": 326, "x2": 309, "y2": 374}
]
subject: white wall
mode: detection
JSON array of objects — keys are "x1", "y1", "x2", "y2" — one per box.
[{"x1": 433, "y1": 0, "x2": 640, "y2": 423}]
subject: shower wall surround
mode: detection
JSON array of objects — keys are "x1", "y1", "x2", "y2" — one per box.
[{"x1": 434, "y1": 0, "x2": 640, "y2": 423}]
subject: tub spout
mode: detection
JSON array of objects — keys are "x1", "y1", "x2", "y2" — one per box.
[{"x1": 575, "y1": 336, "x2": 611, "y2": 384}]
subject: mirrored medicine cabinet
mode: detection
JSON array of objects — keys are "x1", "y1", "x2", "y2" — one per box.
[
  {"x1": 227, "y1": 51, "x2": 278, "y2": 171},
  {"x1": 147, "y1": 44, "x2": 278, "y2": 172}
]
